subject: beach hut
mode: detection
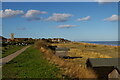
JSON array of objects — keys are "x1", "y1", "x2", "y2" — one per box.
[
  {"x1": 48, "y1": 45, "x2": 57, "y2": 50},
  {"x1": 55, "y1": 47, "x2": 70, "y2": 58},
  {"x1": 108, "y1": 68, "x2": 120, "y2": 80},
  {"x1": 86, "y1": 58, "x2": 120, "y2": 80}
]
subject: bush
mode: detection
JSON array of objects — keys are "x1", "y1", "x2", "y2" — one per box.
[
  {"x1": 2, "y1": 42, "x2": 8, "y2": 47},
  {"x1": 34, "y1": 40, "x2": 49, "y2": 49}
]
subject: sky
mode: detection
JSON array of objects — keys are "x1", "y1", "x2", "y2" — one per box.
[
  {"x1": 2, "y1": 0, "x2": 119, "y2": 2},
  {"x1": 1, "y1": 2, "x2": 119, "y2": 41}
]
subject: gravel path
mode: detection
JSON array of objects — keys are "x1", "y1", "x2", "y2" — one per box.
[{"x1": 0, "y1": 45, "x2": 30, "y2": 67}]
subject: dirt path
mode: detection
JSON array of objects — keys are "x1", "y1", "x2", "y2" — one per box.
[{"x1": 0, "y1": 45, "x2": 30, "y2": 67}]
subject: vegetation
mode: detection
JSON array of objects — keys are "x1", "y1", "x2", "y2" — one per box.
[
  {"x1": 3, "y1": 40, "x2": 118, "y2": 79},
  {"x1": 52, "y1": 42, "x2": 118, "y2": 57},
  {"x1": 2, "y1": 46, "x2": 62, "y2": 78},
  {"x1": 34, "y1": 40, "x2": 49, "y2": 49},
  {"x1": 35, "y1": 40, "x2": 97, "y2": 78},
  {"x1": 52, "y1": 42, "x2": 118, "y2": 67},
  {"x1": 2, "y1": 40, "x2": 34, "y2": 47},
  {"x1": 2, "y1": 45, "x2": 24, "y2": 58}
]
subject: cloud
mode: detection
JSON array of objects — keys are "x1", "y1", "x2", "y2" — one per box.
[
  {"x1": 77, "y1": 16, "x2": 91, "y2": 21},
  {"x1": 57, "y1": 25, "x2": 77, "y2": 28},
  {"x1": 17, "y1": 27, "x2": 26, "y2": 30},
  {"x1": 104, "y1": 14, "x2": 119, "y2": 22},
  {"x1": 23, "y1": 10, "x2": 47, "y2": 18},
  {"x1": 46, "y1": 13, "x2": 72, "y2": 22},
  {"x1": 23, "y1": 10, "x2": 47, "y2": 21},
  {"x1": 95, "y1": 0, "x2": 119, "y2": 3},
  {"x1": 27, "y1": 17, "x2": 42, "y2": 21},
  {"x1": 0, "y1": 9, "x2": 24, "y2": 18}
]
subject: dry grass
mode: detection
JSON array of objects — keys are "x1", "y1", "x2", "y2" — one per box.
[
  {"x1": 51, "y1": 42, "x2": 118, "y2": 68},
  {"x1": 69, "y1": 48, "x2": 112, "y2": 58},
  {"x1": 34, "y1": 41, "x2": 119, "y2": 78},
  {"x1": 36, "y1": 44, "x2": 98, "y2": 78},
  {"x1": 34, "y1": 40, "x2": 49, "y2": 49},
  {"x1": 52, "y1": 42, "x2": 118, "y2": 58}
]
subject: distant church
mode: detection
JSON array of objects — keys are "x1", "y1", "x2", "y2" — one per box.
[
  {"x1": 10, "y1": 33, "x2": 14, "y2": 40},
  {"x1": 7, "y1": 33, "x2": 32, "y2": 42}
]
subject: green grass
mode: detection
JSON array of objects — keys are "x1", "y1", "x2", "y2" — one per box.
[
  {"x1": 2, "y1": 46, "x2": 62, "y2": 78},
  {"x1": 2, "y1": 45, "x2": 24, "y2": 58}
]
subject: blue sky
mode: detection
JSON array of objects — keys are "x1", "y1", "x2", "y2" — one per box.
[
  {"x1": 2, "y1": 0, "x2": 119, "y2": 2},
  {"x1": 1, "y1": 2, "x2": 118, "y2": 41}
]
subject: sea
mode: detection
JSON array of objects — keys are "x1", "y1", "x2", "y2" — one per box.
[{"x1": 79, "y1": 41, "x2": 120, "y2": 46}]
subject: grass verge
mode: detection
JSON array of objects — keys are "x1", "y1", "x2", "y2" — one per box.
[
  {"x1": 2, "y1": 46, "x2": 62, "y2": 78},
  {"x1": 2, "y1": 45, "x2": 24, "y2": 58},
  {"x1": 39, "y1": 47, "x2": 97, "y2": 78}
]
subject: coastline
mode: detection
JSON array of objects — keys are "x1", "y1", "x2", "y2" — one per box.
[
  {"x1": 77, "y1": 41, "x2": 119, "y2": 47},
  {"x1": 52, "y1": 41, "x2": 119, "y2": 58}
]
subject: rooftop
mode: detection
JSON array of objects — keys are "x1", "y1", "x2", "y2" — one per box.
[
  {"x1": 55, "y1": 47, "x2": 70, "y2": 51},
  {"x1": 87, "y1": 58, "x2": 120, "y2": 73}
]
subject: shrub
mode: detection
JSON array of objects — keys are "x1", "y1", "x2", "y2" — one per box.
[{"x1": 34, "y1": 40, "x2": 49, "y2": 49}]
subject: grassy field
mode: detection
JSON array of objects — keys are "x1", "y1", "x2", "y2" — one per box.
[
  {"x1": 2, "y1": 41, "x2": 118, "y2": 78},
  {"x1": 36, "y1": 41, "x2": 97, "y2": 78},
  {"x1": 2, "y1": 45, "x2": 24, "y2": 58},
  {"x1": 52, "y1": 42, "x2": 118, "y2": 67},
  {"x1": 2, "y1": 46, "x2": 62, "y2": 78}
]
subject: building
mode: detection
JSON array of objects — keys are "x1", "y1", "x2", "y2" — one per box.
[
  {"x1": 7, "y1": 39, "x2": 12, "y2": 42},
  {"x1": 0, "y1": 36, "x2": 7, "y2": 42},
  {"x1": 50, "y1": 38, "x2": 70, "y2": 43},
  {"x1": 108, "y1": 69, "x2": 120, "y2": 80},
  {"x1": 86, "y1": 58, "x2": 120, "y2": 80},
  {"x1": 7, "y1": 33, "x2": 33, "y2": 42},
  {"x1": 10, "y1": 33, "x2": 14, "y2": 40},
  {"x1": 14, "y1": 38, "x2": 29, "y2": 41},
  {"x1": 55, "y1": 47, "x2": 70, "y2": 58}
]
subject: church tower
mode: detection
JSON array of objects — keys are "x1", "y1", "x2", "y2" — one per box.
[{"x1": 10, "y1": 33, "x2": 14, "y2": 40}]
